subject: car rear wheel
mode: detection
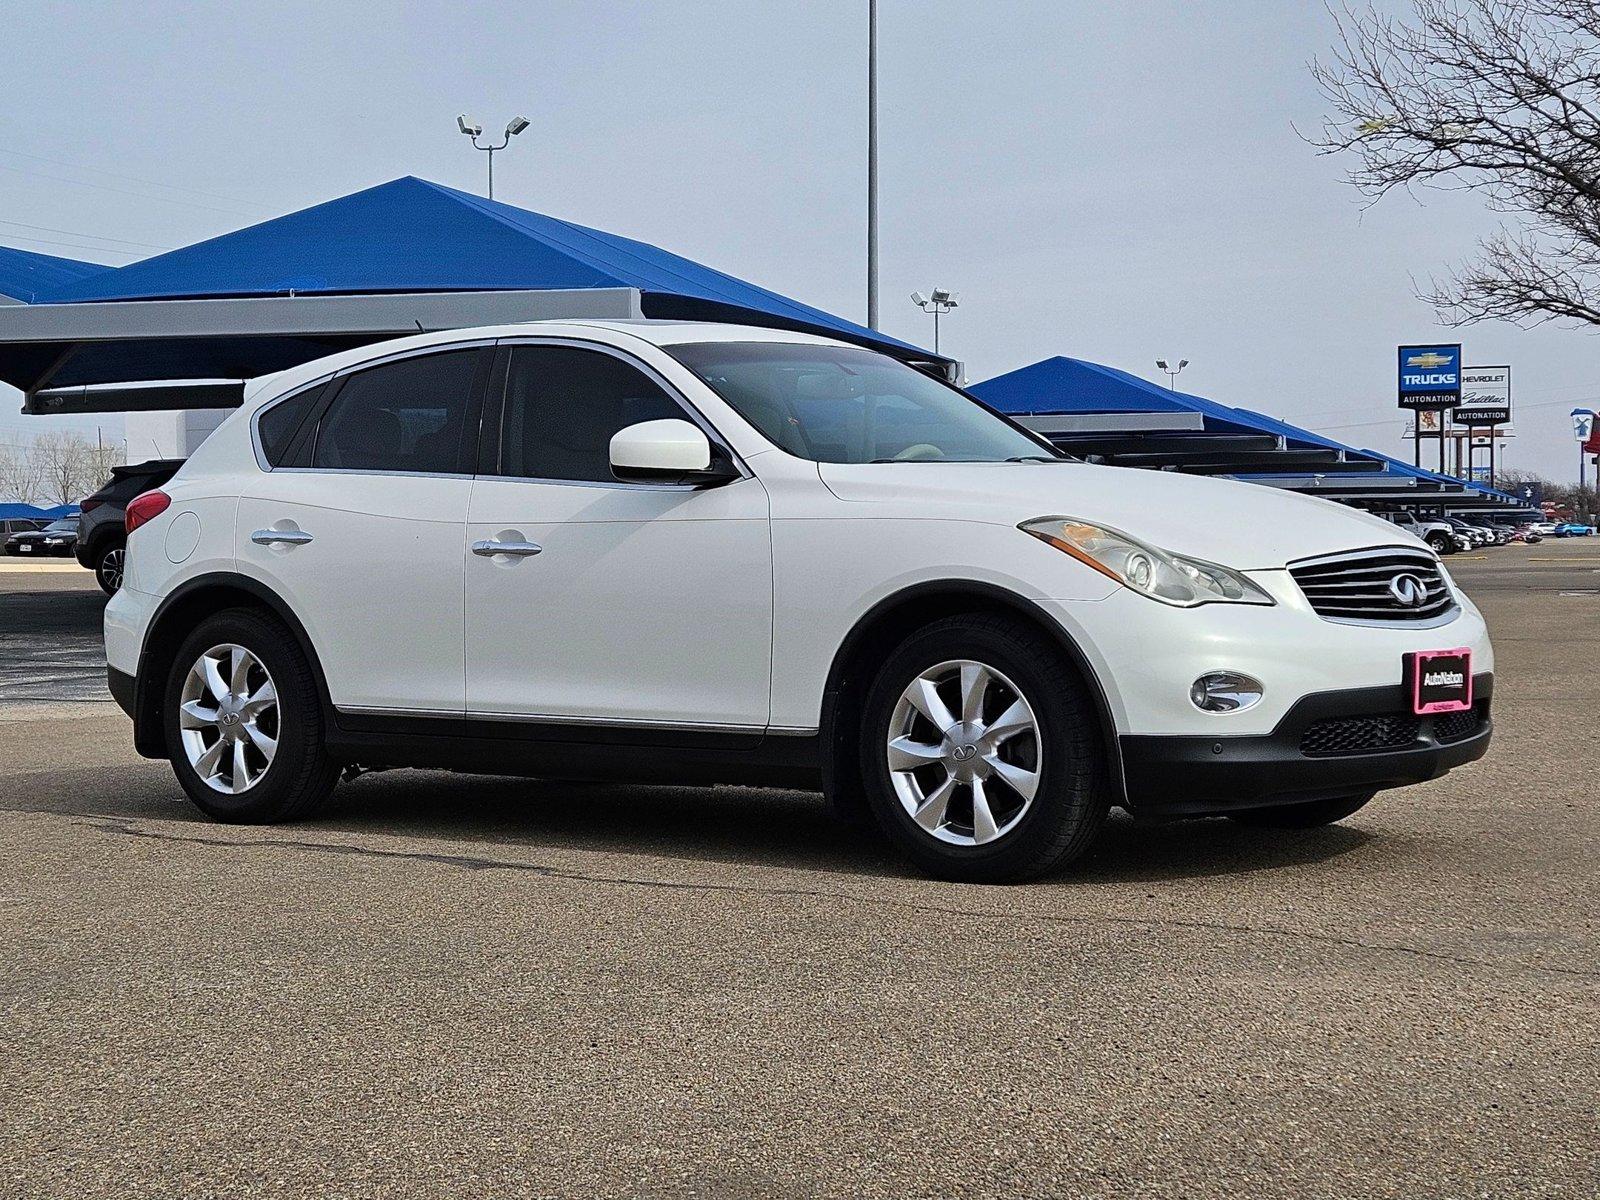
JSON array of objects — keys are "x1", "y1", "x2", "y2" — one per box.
[
  {"x1": 163, "y1": 608, "x2": 338, "y2": 823},
  {"x1": 859, "y1": 614, "x2": 1107, "y2": 883},
  {"x1": 1228, "y1": 792, "x2": 1375, "y2": 829},
  {"x1": 94, "y1": 544, "x2": 125, "y2": 594}
]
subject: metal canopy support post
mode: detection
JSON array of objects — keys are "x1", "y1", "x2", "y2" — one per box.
[{"x1": 866, "y1": 0, "x2": 879, "y2": 330}]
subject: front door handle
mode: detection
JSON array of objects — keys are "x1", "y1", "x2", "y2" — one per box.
[
  {"x1": 472, "y1": 539, "x2": 542, "y2": 558},
  {"x1": 251, "y1": 528, "x2": 313, "y2": 546}
]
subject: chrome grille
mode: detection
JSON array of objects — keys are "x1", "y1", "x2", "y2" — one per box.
[{"x1": 1288, "y1": 548, "x2": 1455, "y2": 622}]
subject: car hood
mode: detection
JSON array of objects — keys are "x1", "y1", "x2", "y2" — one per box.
[{"x1": 817, "y1": 461, "x2": 1422, "y2": 570}]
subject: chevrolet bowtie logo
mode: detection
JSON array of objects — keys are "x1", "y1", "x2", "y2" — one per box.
[{"x1": 1406, "y1": 351, "x2": 1453, "y2": 370}]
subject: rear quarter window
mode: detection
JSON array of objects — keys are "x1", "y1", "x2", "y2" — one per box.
[{"x1": 256, "y1": 382, "x2": 328, "y2": 467}]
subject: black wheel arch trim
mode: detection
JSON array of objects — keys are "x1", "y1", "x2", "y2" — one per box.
[
  {"x1": 819, "y1": 579, "x2": 1126, "y2": 804},
  {"x1": 129, "y1": 571, "x2": 334, "y2": 758}
]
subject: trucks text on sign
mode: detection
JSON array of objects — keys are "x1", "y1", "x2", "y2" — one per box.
[{"x1": 1397, "y1": 344, "x2": 1462, "y2": 409}]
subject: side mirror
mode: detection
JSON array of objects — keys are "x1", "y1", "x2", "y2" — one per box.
[{"x1": 610, "y1": 419, "x2": 739, "y2": 486}]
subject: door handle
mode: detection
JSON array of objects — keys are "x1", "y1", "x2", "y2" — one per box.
[
  {"x1": 472, "y1": 539, "x2": 542, "y2": 558},
  {"x1": 251, "y1": 529, "x2": 313, "y2": 546}
]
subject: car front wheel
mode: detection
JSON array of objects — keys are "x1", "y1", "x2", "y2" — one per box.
[
  {"x1": 163, "y1": 608, "x2": 338, "y2": 823},
  {"x1": 1425, "y1": 533, "x2": 1453, "y2": 555},
  {"x1": 859, "y1": 614, "x2": 1108, "y2": 884}
]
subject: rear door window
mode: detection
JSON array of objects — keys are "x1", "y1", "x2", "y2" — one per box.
[{"x1": 312, "y1": 350, "x2": 488, "y2": 474}]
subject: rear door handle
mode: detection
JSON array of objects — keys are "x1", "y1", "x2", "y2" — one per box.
[
  {"x1": 251, "y1": 529, "x2": 313, "y2": 546},
  {"x1": 472, "y1": 539, "x2": 542, "y2": 558}
]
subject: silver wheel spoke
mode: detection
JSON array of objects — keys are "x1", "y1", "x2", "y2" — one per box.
[
  {"x1": 971, "y1": 779, "x2": 1001, "y2": 844},
  {"x1": 179, "y1": 699, "x2": 220, "y2": 730},
  {"x1": 194, "y1": 738, "x2": 226, "y2": 780},
  {"x1": 231, "y1": 741, "x2": 250, "y2": 792},
  {"x1": 242, "y1": 680, "x2": 276, "y2": 717},
  {"x1": 229, "y1": 646, "x2": 252, "y2": 697},
  {"x1": 244, "y1": 723, "x2": 277, "y2": 758},
  {"x1": 201, "y1": 655, "x2": 230, "y2": 703},
  {"x1": 905, "y1": 676, "x2": 956, "y2": 732},
  {"x1": 887, "y1": 736, "x2": 944, "y2": 771},
  {"x1": 984, "y1": 698, "x2": 1033, "y2": 745},
  {"x1": 988, "y1": 755, "x2": 1040, "y2": 802},
  {"x1": 912, "y1": 776, "x2": 957, "y2": 834},
  {"x1": 958, "y1": 662, "x2": 991, "y2": 724}
]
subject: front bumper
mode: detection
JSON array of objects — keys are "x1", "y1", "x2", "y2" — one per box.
[{"x1": 1121, "y1": 674, "x2": 1493, "y2": 818}]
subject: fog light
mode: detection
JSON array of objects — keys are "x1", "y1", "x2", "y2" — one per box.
[{"x1": 1190, "y1": 672, "x2": 1263, "y2": 713}]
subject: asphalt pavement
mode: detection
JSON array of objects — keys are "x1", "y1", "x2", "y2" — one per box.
[{"x1": 1, "y1": 543, "x2": 1596, "y2": 1198}]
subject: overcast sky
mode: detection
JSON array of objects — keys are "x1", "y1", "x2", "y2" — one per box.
[{"x1": 3, "y1": 0, "x2": 1595, "y2": 481}]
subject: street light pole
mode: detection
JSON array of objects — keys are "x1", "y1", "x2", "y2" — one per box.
[
  {"x1": 866, "y1": 0, "x2": 879, "y2": 330},
  {"x1": 457, "y1": 114, "x2": 530, "y2": 200},
  {"x1": 912, "y1": 290, "x2": 958, "y2": 354},
  {"x1": 1155, "y1": 358, "x2": 1189, "y2": 391}
]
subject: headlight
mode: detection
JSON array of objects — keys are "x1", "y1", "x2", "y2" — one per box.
[{"x1": 1019, "y1": 517, "x2": 1274, "y2": 607}]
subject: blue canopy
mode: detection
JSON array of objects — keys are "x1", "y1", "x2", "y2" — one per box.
[
  {"x1": 37, "y1": 176, "x2": 937, "y2": 363},
  {"x1": 0, "y1": 245, "x2": 110, "y2": 304},
  {"x1": 0, "y1": 501, "x2": 77, "y2": 519},
  {"x1": 973, "y1": 354, "x2": 1519, "y2": 505},
  {"x1": 974, "y1": 356, "x2": 1323, "y2": 442}
]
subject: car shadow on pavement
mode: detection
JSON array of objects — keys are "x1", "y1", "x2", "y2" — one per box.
[{"x1": 4, "y1": 762, "x2": 1372, "y2": 885}]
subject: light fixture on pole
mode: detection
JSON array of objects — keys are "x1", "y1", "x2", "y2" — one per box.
[
  {"x1": 1155, "y1": 358, "x2": 1189, "y2": 390},
  {"x1": 456, "y1": 114, "x2": 530, "y2": 200},
  {"x1": 911, "y1": 289, "x2": 958, "y2": 354}
]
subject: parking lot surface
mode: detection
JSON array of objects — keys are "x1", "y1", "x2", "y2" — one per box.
[{"x1": 1, "y1": 545, "x2": 1596, "y2": 1198}]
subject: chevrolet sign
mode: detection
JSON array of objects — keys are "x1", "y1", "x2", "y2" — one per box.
[{"x1": 1397, "y1": 343, "x2": 1462, "y2": 409}]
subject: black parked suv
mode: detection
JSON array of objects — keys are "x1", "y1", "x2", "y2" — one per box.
[{"x1": 76, "y1": 459, "x2": 184, "y2": 593}]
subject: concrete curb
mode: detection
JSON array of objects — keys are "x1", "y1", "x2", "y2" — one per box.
[{"x1": 0, "y1": 560, "x2": 85, "y2": 573}]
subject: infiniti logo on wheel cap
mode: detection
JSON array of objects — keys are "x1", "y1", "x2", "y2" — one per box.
[
  {"x1": 951, "y1": 743, "x2": 979, "y2": 762},
  {"x1": 1388, "y1": 573, "x2": 1428, "y2": 607}
]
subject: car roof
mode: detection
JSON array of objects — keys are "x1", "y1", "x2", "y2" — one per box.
[{"x1": 244, "y1": 319, "x2": 846, "y2": 408}]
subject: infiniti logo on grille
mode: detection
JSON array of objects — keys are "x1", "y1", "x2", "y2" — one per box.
[{"x1": 1388, "y1": 573, "x2": 1428, "y2": 607}]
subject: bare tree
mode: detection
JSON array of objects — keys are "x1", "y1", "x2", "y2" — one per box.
[
  {"x1": 0, "y1": 441, "x2": 48, "y2": 505},
  {"x1": 1310, "y1": 0, "x2": 1600, "y2": 327},
  {"x1": 27, "y1": 431, "x2": 115, "y2": 507}
]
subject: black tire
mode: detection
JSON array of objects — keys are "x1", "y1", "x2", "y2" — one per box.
[
  {"x1": 163, "y1": 607, "x2": 338, "y2": 823},
  {"x1": 1425, "y1": 533, "x2": 1453, "y2": 555},
  {"x1": 1229, "y1": 792, "x2": 1375, "y2": 829},
  {"x1": 857, "y1": 614, "x2": 1108, "y2": 884},
  {"x1": 93, "y1": 542, "x2": 125, "y2": 595}
]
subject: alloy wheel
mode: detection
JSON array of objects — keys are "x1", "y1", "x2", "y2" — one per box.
[
  {"x1": 98, "y1": 547, "x2": 125, "y2": 591},
  {"x1": 885, "y1": 658, "x2": 1042, "y2": 846},
  {"x1": 178, "y1": 643, "x2": 279, "y2": 794}
]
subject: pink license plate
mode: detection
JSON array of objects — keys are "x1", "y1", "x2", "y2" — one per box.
[{"x1": 1407, "y1": 648, "x2": 1473, "y2": 714}]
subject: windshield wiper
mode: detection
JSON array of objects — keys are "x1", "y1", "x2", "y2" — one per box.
[{"x1": 1004, "y1": 455, "x2": 1066, "y2": 463}]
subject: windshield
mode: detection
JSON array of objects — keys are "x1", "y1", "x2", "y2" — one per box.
[
  {"x1": 43, "y1": 519, "x2": 77, "y2": 532},
  {"x1": 665, "y1": 342, "x2": 1058, "y2": 465}
]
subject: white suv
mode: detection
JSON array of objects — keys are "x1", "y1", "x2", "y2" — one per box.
[{"x1": 105, "y1": 321, "x2": 1494, "y2": 882}]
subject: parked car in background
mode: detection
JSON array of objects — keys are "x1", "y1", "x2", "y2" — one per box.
[
  {"x1": 1529, "y1": 521, "x2": 1559, "y2": 536},
  {"x1": 76, "y1": 459, "x2": 185, "y2": 593},
  {"x1": 5, "y1": 516, "x2": 79, "y2": 557},
  {"x1": 1553, "y1": 521, "x2": 1595, "y2": 537},
  {"x1": 105, "y1": 321, "x2": 1495, "y2": 884},
  {"x1": 1377, "y1": 511, "x2": 1460, "y2": 555},
  {"x1": 1443, "y1": 517, "x2": 1492, "y2": 548},
  {"x1": 1513, "y1": 524, "x2": 1544, "y2": 544},
  {"x1": 0, "y1": 517, "x2": 47, "y2": 546}
]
